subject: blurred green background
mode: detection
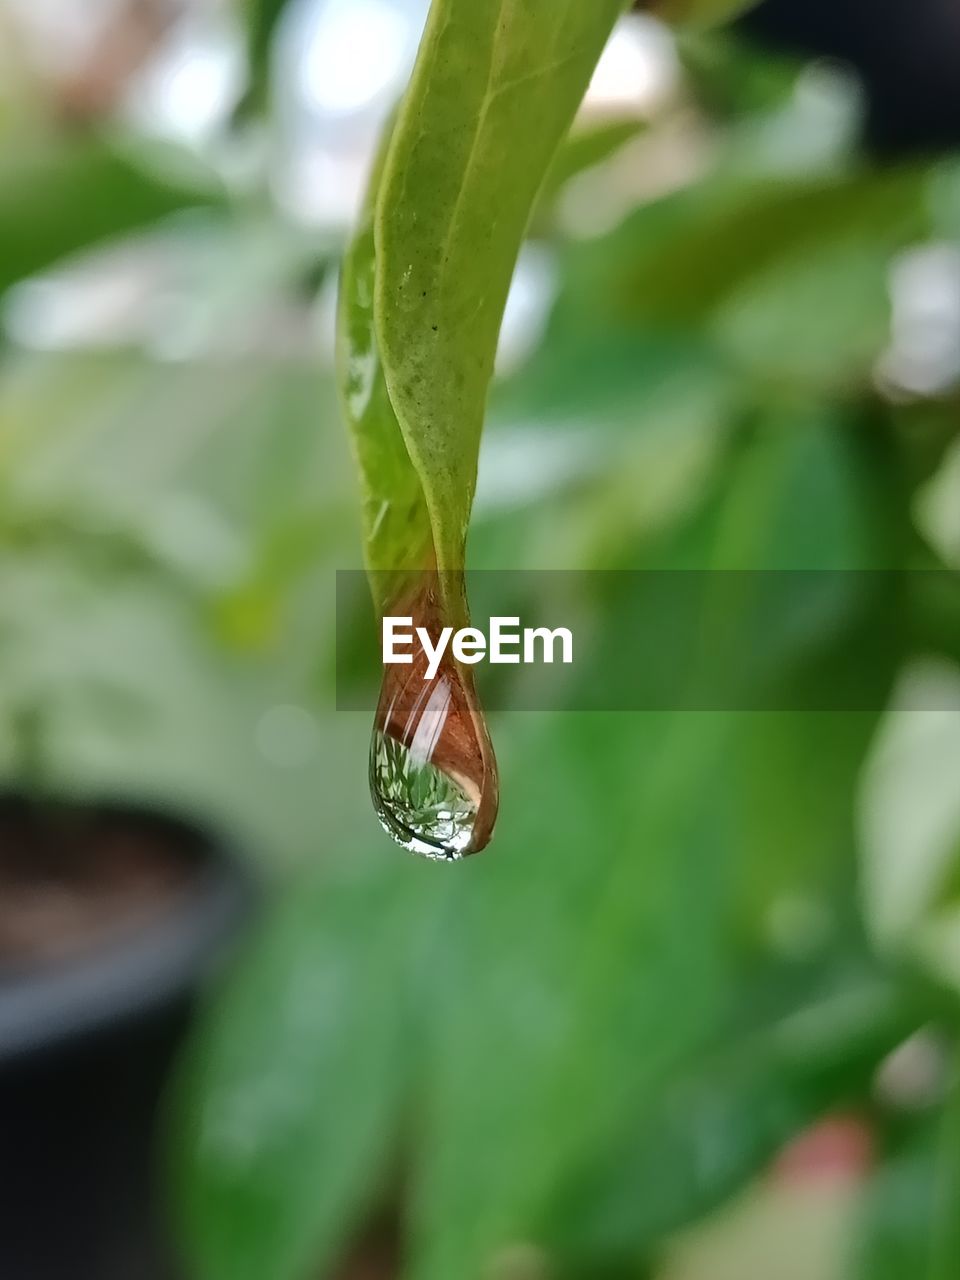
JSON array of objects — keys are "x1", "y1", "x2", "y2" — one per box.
[{"x1": 1, "y1": 1, "x2": 960, "y2": 1278}]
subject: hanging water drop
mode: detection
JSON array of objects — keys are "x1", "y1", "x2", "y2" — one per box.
[{"x1": 369, "y1": 577, "x2": 498, "y2": 861}]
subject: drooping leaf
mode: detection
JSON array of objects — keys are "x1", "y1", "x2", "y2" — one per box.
[{"x1": 373, "y1": 0, "x2": 628, "y2": 579}]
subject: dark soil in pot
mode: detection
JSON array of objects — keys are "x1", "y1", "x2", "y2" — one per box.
[{"x1": 0, "y1": 795, "x2": 254, "y2": 1280}]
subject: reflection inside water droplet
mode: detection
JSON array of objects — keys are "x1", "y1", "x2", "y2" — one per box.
[{"x1": 369, "y1": 575, "x2": 498, "y2": 861}]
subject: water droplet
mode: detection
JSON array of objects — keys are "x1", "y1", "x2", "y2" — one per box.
[{"x1": 370, "y1": 576, "x2": 498, "y2": 861}]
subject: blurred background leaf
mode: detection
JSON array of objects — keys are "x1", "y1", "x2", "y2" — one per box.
[
  {"x1": 0, "y1": 135, "x2": 224, "y2": 297},
  {"x1": 854, "y1": 1070, "x2": 960, "y2": 1279}
]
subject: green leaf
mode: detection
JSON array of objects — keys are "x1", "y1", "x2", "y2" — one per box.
[
  {"x1": 860, "y1": 661, "x2": 960, "y2": 994},
  {"x1": 855, "y1": 1073, "x2": 960, "y2": 1280},
  {"x1": 171, "y1": 394, "x2": 915, "y2": 1279},
  {"x1": 399, "y1": 411, "x2": 907, "y2": 1280},
  {"x1": 336, "y1": 127, "x2": 432, "y2": 609},
  {"x1": 676, "y1": 31, "x2": 803, "y2": 120},
  {"x1": 557, "y1": 168, "x2": 929, "y2": 391},
  {"x1": 648, "y1": 0, "x2": 761, "y2": 29},
  {"x1": 0, "y1": 134, "x2": 223, "y2": 296},
  {"x1": 172, "y1": 856, "x2": 438, "y2": 1280},
  {"x1": 238, "y1": 0, "x2": 290, "y2": 116},
  {"x1": 373, "y1": 0, "x2": 627, "y2": 576},
  {"x1": 403, "y1": 709, "x2": 738, "y2": 1280},
  {"x1": 533, "y1": 116, "x2": 646, "y2": 227},
  {"x1": 0, "y1": 345, "x2": 363, "y2": 860},
  {"x1": 552, "y1": 978, "x2": 921, "y2": 1273}
]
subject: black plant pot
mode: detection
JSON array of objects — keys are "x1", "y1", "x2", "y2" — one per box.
[{"x1": 0, "y1": 795, "x2": 254, "y2": 1280}]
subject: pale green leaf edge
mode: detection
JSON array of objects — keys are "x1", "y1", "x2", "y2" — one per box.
[{"x1": 335, "y1": 120, "x2": 431, "y2": 612}]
